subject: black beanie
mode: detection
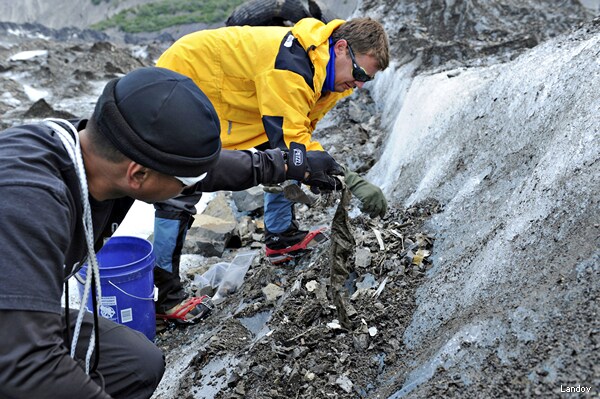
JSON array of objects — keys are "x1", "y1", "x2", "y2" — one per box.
[{"x1": 92, "y1": 67, "x2": 221, "y2": 177}]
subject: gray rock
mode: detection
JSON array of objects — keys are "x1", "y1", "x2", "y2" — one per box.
[
  {"x1": 183, "y1": 193, "x2": 237, "y2": 256},
  {"x1": 262, "y1": 283, "x2": 284, "y2": 302},
  {"x1": 232, "y1": 186, "x2": 265, "y2": 212},
  {"x1": 354, "y1": 247, "x2": 372, "y2": 268}
]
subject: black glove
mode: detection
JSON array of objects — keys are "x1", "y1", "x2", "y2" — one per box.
[
  {"x1": 306, "y1": 150, "x2": 344, "y2": 193},
  {"x1": 284, "y1": 142, "x2": 343, "y2": 192}
]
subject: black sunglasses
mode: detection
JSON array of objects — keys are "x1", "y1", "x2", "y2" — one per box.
[{"x1": 347, "y1": 44, "x2": 374, "y2": 82}]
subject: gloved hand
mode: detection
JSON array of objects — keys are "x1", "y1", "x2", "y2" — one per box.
[
  {"x1": 343, "y1": 168, "x2": 387, "y2": 218},
  {"x1": 285, "y1": 142, "x2": 343, "y2": 192},
  {"x1": 305, "y1": 150, "x2": 344, "y2": 193}
]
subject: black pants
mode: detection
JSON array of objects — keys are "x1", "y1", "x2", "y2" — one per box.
[{"x1": 68, "y1": 310, "x2": 165, "y2": 399}]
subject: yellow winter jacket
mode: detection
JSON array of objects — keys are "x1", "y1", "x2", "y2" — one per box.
[{"x1": 156, "y1": 18, "x2": 352, "y2": 151}]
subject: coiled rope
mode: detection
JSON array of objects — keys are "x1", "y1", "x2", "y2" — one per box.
[{"x1": 43, "y1": 118, "x2": 102, "y2": 374}]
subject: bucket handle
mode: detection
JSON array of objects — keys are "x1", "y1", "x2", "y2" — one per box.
[{"x1": 108, "y1": 281, "x2": 158, "y2": 302}]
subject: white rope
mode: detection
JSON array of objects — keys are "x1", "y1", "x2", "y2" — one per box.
[{"x1": 44, "y1": 118, "x2": 102, "y2": 374}]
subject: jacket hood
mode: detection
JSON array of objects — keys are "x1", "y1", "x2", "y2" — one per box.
[{"x1": 292, "y1": 18, "x2": 345, "y2": 51}]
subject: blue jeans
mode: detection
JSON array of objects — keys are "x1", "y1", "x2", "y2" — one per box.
[
  {"x1": 153, "y1": 194, "x2": 200, "y2": 311},
  {"x1": 263, "y1": 191, "x2": 293, "y2": 234}
]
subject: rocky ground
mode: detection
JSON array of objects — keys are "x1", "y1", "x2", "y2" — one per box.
[
  {"x1": 0, "y1": 27, "x2": 165, "y2": 130},
  {"x1": 155, "y1": 197, "x2": 442, "y2": 398},
  {"x1": 150, "y1": 87, "x2": 445, "y2": 398}
]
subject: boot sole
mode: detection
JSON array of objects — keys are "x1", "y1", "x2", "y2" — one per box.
[{"x1": 266, "y1": 228, "x2": 329, "y2": 264}]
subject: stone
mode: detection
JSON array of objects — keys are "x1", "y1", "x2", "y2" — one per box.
[
  {"x1": 183, "y1": 193, "x2": 238, "y2": 256},
  {"x1": 335, "y1": 375, "x2": 353, "y2": 393},
  {"x1": 262, "y1": 283, "x2": 284, "y2": 302},
  {"x1": 355, "y1": 247, "x2": 372, "y2": 268},
  {"x1": 232, "y1": 186, "x2": 264, "y2": 212}
]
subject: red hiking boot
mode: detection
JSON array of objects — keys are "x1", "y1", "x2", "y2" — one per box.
[
  {"x1": 156, "y1": 295, "x2": 214, "y2": 325},
  {"x1": 265, "y1": 227, "x2": 329, "y2": 264}
]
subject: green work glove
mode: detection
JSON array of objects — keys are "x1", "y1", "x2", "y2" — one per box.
[{"x1": 343, "y1": 167, "x2": 387, "y2": 218}]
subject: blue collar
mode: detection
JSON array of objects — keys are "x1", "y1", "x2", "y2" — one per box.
[{"x1": 323, "y1": 38, "x2": 336, "y2": 92}]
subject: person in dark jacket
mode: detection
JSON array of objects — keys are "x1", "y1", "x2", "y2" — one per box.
[{"x1": 0, "y1": 66, "x2": 342, "y2": 399}]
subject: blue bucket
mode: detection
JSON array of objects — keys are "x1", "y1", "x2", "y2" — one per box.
[{"x1": 77, "y1": 236, "x2": 156, "y2": 341}]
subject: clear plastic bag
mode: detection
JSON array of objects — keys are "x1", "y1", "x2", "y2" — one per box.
[{"x1": 193, "y1": 251, "x2": 257, "y2": 304}]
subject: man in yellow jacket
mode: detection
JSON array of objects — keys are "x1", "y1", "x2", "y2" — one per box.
[{"x1": 153, "y1": 17, "x2": 390, "y2": 322}]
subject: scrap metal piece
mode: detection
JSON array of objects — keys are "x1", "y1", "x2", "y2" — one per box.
[{"x1": 283, "y1": 183, "x2": 315, "y2": 205}]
